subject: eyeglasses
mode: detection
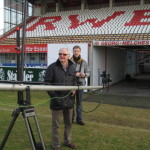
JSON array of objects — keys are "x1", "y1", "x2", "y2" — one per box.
[{"x1": 59, "y1": 53, "x2": 69, "y2": 56}]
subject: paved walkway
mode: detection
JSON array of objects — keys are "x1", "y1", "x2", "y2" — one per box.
[
  {"x1": 85, "y1": 73, "x2": 150, "y2": 109},
  {"x1": 103, "y1": 73, "x2": 150, "y2": 97}
]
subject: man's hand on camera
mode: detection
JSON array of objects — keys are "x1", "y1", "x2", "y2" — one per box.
[
  {"x1": 76, "y1": 72, "x2": 80, "y2": 77},
  {"x1": 71, "y1": 90, "x2": 76, "y2": 96},
  {"x1": 80, "y1": 73, "x2": 85, "y2": 78},
  {"x1": 76, "y1": 72, "x2": 85, "y2": 78}
]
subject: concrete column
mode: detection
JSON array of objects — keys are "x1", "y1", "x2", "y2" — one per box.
[
  {"x1": 89, "y1": 42, "x2": 93, "y2": 86},
  {"x1": 56, "y1": 3, "x2": 59, "y2": 12},
  {"x1": 140, "y1": 0, "x2": 144, "y2": 5},
  {"x1": 109, "y1": 0, "x2": 113, "y2": 8},
  {"x1": 81, "y1": 0, "x2": 86, "y2": 11},
  {"x1": 81, "y1": 2, "x2": 84, "y2": 11}
]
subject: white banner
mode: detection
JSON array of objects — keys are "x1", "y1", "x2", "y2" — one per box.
[
  {"x1": 93, "y1": 40, "x2": 150, "y2": 46},
  {"x1": 47, "y1": 43, "x2": 88, "y2": 66}
]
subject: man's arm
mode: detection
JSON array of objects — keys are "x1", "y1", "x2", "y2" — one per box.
[
  {"x1": 84, "y1": 60, "x2": 90, "y2": 78},
  {"x1": 44, "y1": 64, "x2": 57, "y2": 98}
]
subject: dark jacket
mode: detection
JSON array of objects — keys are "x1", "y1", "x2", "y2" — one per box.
[{"x1": 44, "y1": 59, "x2": 77, "y2": 110}]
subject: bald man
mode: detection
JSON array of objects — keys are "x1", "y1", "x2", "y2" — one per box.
[{"x1": 44, "y1": 48, "x2": 77, "y2": 150}]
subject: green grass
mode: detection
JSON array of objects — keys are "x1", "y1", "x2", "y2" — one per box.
[{"x1": 0, "y1": 91, "x2": 150, "y2": 150}]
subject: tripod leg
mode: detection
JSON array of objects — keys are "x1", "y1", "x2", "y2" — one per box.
[
  {"x1": 23, "y1": 107, "x2": 46, "y2": 150},
  {"x1": 0, "y1": 108, "x2": 20, "y2": 150},
  {"x1": 34, "y1": 115, "x2": 46, "y2": 150},
  {"x1": 24, "y1": 117, "x2": 36, "y2": 150},
  {"x1": 27, "y1": 118, "x2": 38, "y2": 147},
  {"x1": 26, "y1": 117, "x2": 45, "y2": 150}
]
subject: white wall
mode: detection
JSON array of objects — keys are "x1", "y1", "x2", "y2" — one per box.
[
  {"x1": 92, "y1": 46, "x2": 105, "y2": 86},
  {"x1": 107, "y1": 47, "x2": 126, "y2": 83},
  {"x1": 126, "y1": 51, "x2": 137, "y2": 76},
  {"x1": 47, "y1": 43, "x2": 88, "y2": 66},
  {"x1": 92, "y1": 46, "x2": 126, "y2": 86}
]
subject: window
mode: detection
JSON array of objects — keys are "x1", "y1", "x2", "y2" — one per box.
[
  {"x1": 29, "y1": 53, "x2": 35, "y2": 60},
  {"x1": 5, "y1": 53, "x2": 16, "y2": 63},
  {"x1": 4, "y1": 0, "x2": 33, "y2": 34},
  {"x1": 39, "y1": 53, "x2": 46, "y2": 61},
  {"x1": 11, "y1": 10, "x2": 17, "y2": 24}
]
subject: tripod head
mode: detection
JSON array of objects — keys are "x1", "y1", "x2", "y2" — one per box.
[
  {"x1": 18, "y1": 82, "x2": 43, "y2": 106},
  {"x1": 18, "y1": 86, "x2": 31, "y2": 106},
  {"x1": 100, "y1": 71, "x2": 112, "y2": 87}
]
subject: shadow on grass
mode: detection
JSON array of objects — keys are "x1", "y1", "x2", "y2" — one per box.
[
  {"x1": 83, "y1": 92, "x2": 150, "y2": 109},
  {"x1": 84, "y1": 77, "x2": 150, "y2": 109}
]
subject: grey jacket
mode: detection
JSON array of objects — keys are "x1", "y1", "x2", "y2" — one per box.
[
  {"x1": 44, "y1": 59, "x2": 77, "y2": 110},
  {"x1": 70, "y1": 57, "x2": 90, "y2": 86}
]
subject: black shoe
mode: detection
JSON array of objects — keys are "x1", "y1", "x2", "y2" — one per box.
[{"x1": 76, "y1": 121, "x2": 85, "y2": 126}]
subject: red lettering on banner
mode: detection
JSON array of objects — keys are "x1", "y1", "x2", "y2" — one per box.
[
  {"x1": 122, "y1": 41, "x2": 132, "y2": 45},
  {"x1": 125, "y1": 10, "x2": 150, "y2": 26},
  {"x1": 101, "y1": 41, "x2": 119, "y2": 45},
  {"x1": 0, "y1": 45, "x2": 47, "y2": 53},
  {"x1": 25, "y1": 44, "x2": 47, "y2": 52},
  {"x1": 26, "y1": 16, "x2": 62, "y2": 31},
  {"x1": 69, "y1": 11, "x2": 125, "y2": 29},
  {"x1": 93, "y1": 40, "x2": 150, "y2": 46},
  {"x1": 134, "y1": 40, "x2": 149, "y2": 45},
  {"x1": 0, "y1": 45, "x2": 16, "y2": 53}
]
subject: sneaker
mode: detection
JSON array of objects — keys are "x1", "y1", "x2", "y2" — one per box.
[
  {"x1": 76, "y1": 121, "x2": 85, "y2": 126},
  {"x1": 64, "y1": 143, "x2": 77, "y2": 149}
]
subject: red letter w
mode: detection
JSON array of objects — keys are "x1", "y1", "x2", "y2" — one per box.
[{"x1": 68, "y1": 11, "x2": 125, "y2": 29}]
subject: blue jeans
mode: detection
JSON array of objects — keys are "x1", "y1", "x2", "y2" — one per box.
[{"x1": 73, "y1": 90, "x2": 83, "y2": 122}]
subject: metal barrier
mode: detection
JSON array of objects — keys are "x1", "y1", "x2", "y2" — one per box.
[{"x1": 0, "y1": 84, "x2": 103, "y2": 91}]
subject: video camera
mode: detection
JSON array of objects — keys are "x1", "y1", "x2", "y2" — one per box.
[{"x1": 100, "y1": 71, "x2": 112, "y2": 86}]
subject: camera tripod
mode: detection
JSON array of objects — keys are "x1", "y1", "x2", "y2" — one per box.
[{"x1": 0, "y1": 87, "x2": 46, "y2": 150}]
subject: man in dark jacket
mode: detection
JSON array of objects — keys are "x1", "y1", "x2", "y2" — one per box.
[{"x1": 44, "y1": 48, "x2": 77, "y2": 150}]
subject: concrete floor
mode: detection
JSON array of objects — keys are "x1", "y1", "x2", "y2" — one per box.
[
  {"x1": 84, "y1": 73, "x2": 150, "y2": 109},
  {"x1": 106, "y1": 73, "x2": 150, "y2": 98}
]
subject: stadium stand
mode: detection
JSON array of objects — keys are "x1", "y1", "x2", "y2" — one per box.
[
  {"x1": 0, "y1": 0, "x2": 149, "y2": 81},
  {"x1": 0, "y1": 4, "x2": 149, "y2": 46}
]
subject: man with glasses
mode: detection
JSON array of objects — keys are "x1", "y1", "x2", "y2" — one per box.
[{"x1": 44, "y1": 48, "x2": 77, "y2": 150}]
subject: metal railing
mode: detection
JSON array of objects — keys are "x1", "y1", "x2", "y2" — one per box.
[{"x1": 0, "y1": 83, "x2": 103, "y2": 91}]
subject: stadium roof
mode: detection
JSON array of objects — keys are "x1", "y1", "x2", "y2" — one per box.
[
  {"x1": 27, "y1": 0, "x2": 113, "y2": 7},
  {"x1": 28, "y1": 0, "x2": 138, "y2": 5},
  {"x1": 27, "y1": 0, "x2": 149, "y2": 10}
]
